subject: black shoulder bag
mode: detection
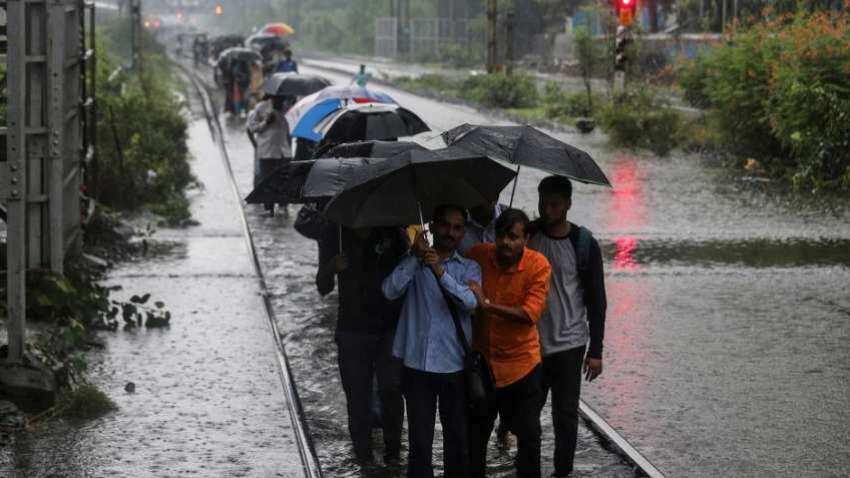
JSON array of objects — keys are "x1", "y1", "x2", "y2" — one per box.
[{"x1": 435, "y1": 280, "x2": 495, "y2": 417}]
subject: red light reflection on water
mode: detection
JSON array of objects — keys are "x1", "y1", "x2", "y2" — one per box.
[
  {"x1": 607, "y1": 155, "x2": 646, "y2": 270},
  {"x1": 613, "y1": 236, "x2": 639, "y2": 270}
]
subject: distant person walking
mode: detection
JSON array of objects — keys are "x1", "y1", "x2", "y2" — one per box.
[
  {"x1": 465, "y1": 209, "x2": 552, "y2": 478},
  {"x1": 351, "y1": 64, "x2": 372, "y2": 87},
  {"x1": 246, "y1": 94, "x2": 294, "y2": 214},
  {"x1": 316, "y1": 226, "x2": 409, "y2": 464},
  {"x1": 382, "y1": 204, "x2": 481, "y2": 478},
  {"x1": 275, "y1": 49, "x2": 298, "y2": 73},
  {"x1": 528, "y1": 175, "x2": 606, "y2": 477}
]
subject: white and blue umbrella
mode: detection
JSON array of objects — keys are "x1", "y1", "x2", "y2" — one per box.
[{"x1": 286, "y1": 86, "x2": 397, "y2": 142}]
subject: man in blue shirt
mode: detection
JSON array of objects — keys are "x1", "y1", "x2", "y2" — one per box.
[
  {"x1": 382, "y1": 204, "x2": 481, "y2": 478},
  {"x1": 275, "y1": 49, "x2": 298, "y2": 73}
]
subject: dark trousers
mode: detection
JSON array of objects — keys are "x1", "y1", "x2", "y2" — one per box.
[
  {"x1": 336, "y1": 329, "x2": 404, "y2": 461},
  {"x1": 542, "y1": 346, "x2": 586, "y2": 477},
  {"x1": 470, "y1": 365, "x2": 545, "y2": 478},
  {"x1": 402, "y1": 367, "x2": 469, "y2": 478}
]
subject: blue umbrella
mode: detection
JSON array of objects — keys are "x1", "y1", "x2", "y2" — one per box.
[{"x1": 286, "y1": 86, "x2": 398, "y2": 141}]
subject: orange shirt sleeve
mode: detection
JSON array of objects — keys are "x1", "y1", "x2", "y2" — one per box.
[{"x1": 520, "y1": 254, "x2": 551, "y2": 324}]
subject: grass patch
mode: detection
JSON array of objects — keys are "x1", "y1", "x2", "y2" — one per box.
[{"x1": 58, "y1": 383, "x2": 117, "y2": 420}]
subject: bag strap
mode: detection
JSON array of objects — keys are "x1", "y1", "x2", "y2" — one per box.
[{"x1": 430, "y1": 268, "x2": 472, "y2": 357}]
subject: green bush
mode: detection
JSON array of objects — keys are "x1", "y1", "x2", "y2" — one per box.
[
  {"x1": 459, "y1": 72, "x2": 539, "y2": 109},
  {"x1": 395, "y1": 74, "x2": 463, "y2": 97},
  {"x1": 93, "y1": 21, "x2": 194, "y2": 216},
  {"x1": 676, "y1": 10, "x2": 850, "y2": 191},
  {"x1": 542, "y1": 82, "x2": 604, "y2": 119},
  {"x1": 442, "y1": 43, "x2": 483, "y2": 68},
  {"x1": 599, "y1": 87, "x2": 683, "y2": 156}
]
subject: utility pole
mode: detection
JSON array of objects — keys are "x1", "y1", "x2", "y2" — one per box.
[
  {"x1": 505, "y1": 10, "x2": 514, "y2": 75},
  {"x1": 129, "y1": 0, "x2": 142, "y2": 72},
  {"x1": 485, "y1": 0, "x2": 497, "y2": 73}
]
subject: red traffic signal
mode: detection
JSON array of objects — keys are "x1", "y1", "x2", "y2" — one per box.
[{"x1": 617, "y1": 0, "x2": 637, "y2": 26}]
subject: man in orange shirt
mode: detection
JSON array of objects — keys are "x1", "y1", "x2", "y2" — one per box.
[{"x1": 465, "y1": 209, "x2": 552, "y2": 478}]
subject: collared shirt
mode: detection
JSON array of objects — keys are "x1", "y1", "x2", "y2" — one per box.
[
  {"x1": 383, "y1": 251, "x2": 481, "y2": 373},
  {"x1": 459, "y1": 203, "x2": 508, "y2": 253},
  {"x1": 466, "y1": 243, "x2": 551, "y2": 388}
]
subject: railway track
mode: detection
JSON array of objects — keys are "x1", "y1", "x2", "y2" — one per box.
[{"x1": 181, "y1": 58, "x2": 664, "y2": 478}]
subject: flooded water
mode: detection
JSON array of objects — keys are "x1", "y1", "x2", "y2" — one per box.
[
  {"x1": 205, "y1": 72, "x2": 636, "y2": 475},
  {"x1": 226, "y1": 62, "x2": 850, "y2": 478},
  {"x1": 1, "y1": 97, "x2": 306, "y2": 477}
]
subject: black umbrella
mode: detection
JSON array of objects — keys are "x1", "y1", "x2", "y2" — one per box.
[
  {"x1": 323, "y1": 149, "x2": 517, "y2": 228},
  {"x1": 244, "y1": 160, "x2": 315, "y2": 205},
  {"x1": 246, "y1": 33, "x2": 289, "y2": 53},
  {"x1": 209, "y1": 34, "x2": 245, "y2": 57},
  {"x1": 442, "y1": 124, "x2": 611, "y2": 188},
  {"x1": 263, "y1": 73, "x2": 332, "y2": 97},
  {"x1": 318, "y1": 104, "x2": 430, "y2": 144},
  {"x1": 245, "y1": 141, "x2": 426, "y2": 204},
  {"x1": 217, "y1": 47, "x2": 262, "y2": 69},
  {"x1": 301, "y1": 157, "x2": 384, "y2": 200},
  {"x1": 313, "y1": 140, "x2": 427, "y2": 160}
]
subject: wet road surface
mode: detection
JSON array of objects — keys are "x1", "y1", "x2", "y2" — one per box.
[
  {"x1": 232, "y1": 62, "x2": 850, "y2": 477},
  {"x1": 1, "y1": 93, "x2": 306, "y2": 477}
]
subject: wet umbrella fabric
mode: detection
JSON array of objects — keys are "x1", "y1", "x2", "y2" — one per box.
[
  {"x1": 315, "y1": 140, "x2": 427, "y2": 159},
  {"x1": 217, "y1": 47, "x2": 263, "y2": 68},
  {"x1": 286, "y1": 87, "x2": 398, "y2": 141},
  {"x1": 246, "y1": 33, "x2": 288, "y2": 53},
  {"x1": 260, "y1": 22, "x2": 295, "y2": 36},
  {"x1": 245, "y1": 141, "x2": 427, "y2": 204},
  {"x1": 316, "y1": 103, "x2": 430, "y2": 143},
  {"x1": 442, "y1": 124, "x2": 611, "y2": 187},
  {"x1": 323, "y1": 149, "x2": 517, "y2": 228},
  {"x1": 263, "y1": 73, "x2": 331, "y2": 97},
  {"x1": 301, "y1": 157, "x2": 384, "y2": 200}
]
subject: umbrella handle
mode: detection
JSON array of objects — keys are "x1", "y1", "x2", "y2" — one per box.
[
  {"x1": 338, "y1": 224, "x2": 343, "y2": 252},
  {"x1": 509, "y1": 164, "x2": 521, "y2": 208}
]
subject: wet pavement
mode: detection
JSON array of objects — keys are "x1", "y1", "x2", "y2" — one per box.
[
  {"x1": 226, "y1": 62, "x2": 850, "y2": 477},
  {"x1": 0, "y1": 93, "x2": 306, "y2": 477}
]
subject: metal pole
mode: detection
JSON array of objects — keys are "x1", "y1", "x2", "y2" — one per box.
[
  {"x1": 485, "y1": 0, "x2": 497, "y2": 73},
  {"x1": 721, "y1": 0, "x2": 726, "y2": 32},
  {"x1": 505, "y1": 10, "x2": 514, "y2": 75},
  {"x1": 5, "y1": 0, "x2": 29, "y2": 364}
]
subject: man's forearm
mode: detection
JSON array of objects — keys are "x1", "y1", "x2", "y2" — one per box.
[{"x1": 482, "y1": 302, "x2": 532, "y2": 325}]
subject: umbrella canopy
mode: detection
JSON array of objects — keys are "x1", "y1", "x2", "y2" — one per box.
[
  {"x1": 209, "y1": 34, "x2": 245, "y2": 57},
  {"x1": 244, "y1": 160, "x2": 315, "y2": 205},
  {"x1": 260, "y1": 22, "x2": 295, "y2": 36},
  {"x1": 315, "y1": 103, "x2": 430, "y2": 143},
  {"x1": 315, "y1": 140, "x2": 427, "y2": 159},
  {"x1": 442, "y1": 124, "x2": 611, "y2": 187},
  {"x1": 246, "y1": 33, "x2": 289, "y2": 53},
  {"x1": 286, "y1": 87, "x2": 397, "y2": 142},
  {"x1": 301, "y1": 157, "x2": 383, "y2": 200},
  {"x1": 263, "y1": 73, "x2": 331, "y2": 97},
  {"x1": 323, "y1": 149, "x2": 517, "y2": 228},
  {"x1": 245, "y1": 142, "x2": 426, "y2": 204},
  {"x1": 216, "y1": 47, "x2": 262, "y2": 68}
]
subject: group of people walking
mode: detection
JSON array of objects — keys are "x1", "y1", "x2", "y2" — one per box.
[{"x1": 314, "y1": 174, "x2": 606, "y2": 477}]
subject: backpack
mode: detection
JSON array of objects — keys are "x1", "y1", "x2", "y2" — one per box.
[{"x1": 567, "y1": 225, "x2": 593, "y2": 278}]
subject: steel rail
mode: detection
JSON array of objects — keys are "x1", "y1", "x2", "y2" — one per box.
[
  {"x1": 579, "y1": 400, "x2": 665, "y2": 477},
  {"x1": 181, "y1": 64, "x2": 323, "y2": 478}
]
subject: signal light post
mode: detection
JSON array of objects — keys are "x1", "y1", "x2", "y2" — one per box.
[{"x1": 613, "y1": 0, "x2": 637, "y2": 94}]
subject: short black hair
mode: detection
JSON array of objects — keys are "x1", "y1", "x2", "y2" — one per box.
[
  {"x1": 432, "y1": 204, "x2": 467, "y2": 224},
  {"x1": 538, "y1": 175, "x2": 573, "y2": 202},
  {"x1": 494, "y1": 208, "x2": 530, "y2": 236}
]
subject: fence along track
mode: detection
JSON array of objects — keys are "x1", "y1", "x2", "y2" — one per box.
[{"x1": 181, "y1": 64, "x2": 322, "y2": 478}]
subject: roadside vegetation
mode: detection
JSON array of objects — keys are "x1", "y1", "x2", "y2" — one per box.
[
  {"x1": 1, "y1": 18, "x2": 185, "y2": 422},
  {"x1": 390, "y1": 7, "x2": 849, "y2": 193},
  {"x1": 677, "y1": 9, "x2": 850, "y2": 192}
]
